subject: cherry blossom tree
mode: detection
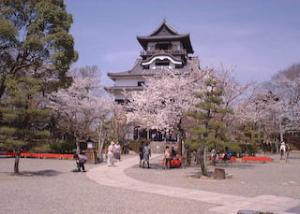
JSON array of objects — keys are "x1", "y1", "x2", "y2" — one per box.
[
  {"x1": 237, "y1": 64, "x2": 300, "y2": 146},
  {"x1": 272, "y1": 65, "x2": 300, "y2": 134},
  {"x1": 49, "y1": 66, "x2": 114, "y2": 154},
  {"x1": 125, "y1": 66, "x2": 210, "y2": 151}
]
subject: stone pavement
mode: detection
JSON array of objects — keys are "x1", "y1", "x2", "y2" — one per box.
[{"x1": 86, "y1": 154, "x2": 300, "y2": 214}]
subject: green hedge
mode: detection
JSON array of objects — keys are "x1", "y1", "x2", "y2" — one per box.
[
  {"x1": 128, "y1": 140, "x2": 150, "y2": 153},
  {"x1": 208, "y1": 141, "x2": 257, "y2": 156},
  {"x1": 239, "y1": 143, "x2": 257, "y2": 156},
  {"x1": 49, "y1": 140, "x2": 75, "y2": 154}
]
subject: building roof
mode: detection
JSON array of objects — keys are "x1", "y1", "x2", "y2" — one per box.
[
  {"x1": 136, "y1": 20, "x2": 194, "y2": 54},
  {"x1": 141, "y1": 53, "x2": 182, "y2": 64},
  {"x1": 149, "y1": 19, "x2": 179, "y2": 36},
  {"x1": 107, "y1": 57, "x2": 200, "y2": 80}
]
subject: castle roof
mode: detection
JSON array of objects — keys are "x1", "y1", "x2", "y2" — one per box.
[
  {"x1": 136, "y1": 20, "x2": 194, "y2": 54},
  {"x1": 107, "y1": 57, "x2": 200, "y2": 80}
]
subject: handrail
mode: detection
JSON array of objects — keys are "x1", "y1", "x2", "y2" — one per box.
[{"x1": 140, "y1": 49, "x2": 187, "y2": 56}]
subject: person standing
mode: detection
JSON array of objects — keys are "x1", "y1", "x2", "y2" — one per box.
[
  {"x1": 139, "y1": 141, "x2": 145, "y2": 167},
  {"x1": 280, "y1": 141, "x2": 286, "y2": 160},
  {"x1": 285, "y1": 142, "x2": 290, "y2": 162},
  {"x1": 114, "y1": 142, "x2": 121, "y2": 161},
  {"x1": 107, "y1": 141, "x2": 115, "y2": 166},
  {"x1": 163, "y1": 146, "x2": 171, "y2": 169},
  {"x1": 171, "y1": 146, "x2": 177, "y2": 159},
  {"x1": 143, "y1": 143, "x2": 151, "y2": 168},
  {"x1": 210, "y1": 148, "x2": 217, "y2": 166}
]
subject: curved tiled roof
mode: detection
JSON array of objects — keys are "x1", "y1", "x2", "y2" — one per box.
[
  {"x1": 107, "y1": 57, "x2": 200, "y2": 79},
  {"x1": 137, "y1": 21, "x2": 194, "y2": 54},
  {"x1": 141, "y1": 53, "x2": 182, "y2": 64}
]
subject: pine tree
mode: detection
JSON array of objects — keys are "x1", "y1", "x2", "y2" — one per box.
[
  {"x1": 0, "y1": 0, "x2": 77, "y2": 100},
  {"x1": 187, "y1": 78, "x2": 229, "y2": 176},
  {"x1": 0, "y1": 77, "x2": 50, "y2": 173}
]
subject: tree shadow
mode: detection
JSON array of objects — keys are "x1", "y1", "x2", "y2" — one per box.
[
  {"x1": 13, "y1": 169, "x2": 62, "y2": 177},
  {"x1": 287, "y1": 205, "x2": 300, "y2": 213},
  {"x1": 215, "y1": 162, "x2": 256, "y2": 169},
  {"x1": 287, "y1": 156, "x2": 300, "y2": 160},
  {"x1": 131, "y1": 163, "x2": 163, "y2": 170}
]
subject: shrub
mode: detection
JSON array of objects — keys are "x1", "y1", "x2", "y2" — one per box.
[
  {"x1": 49, "y1": 140, "x2": 75, "y2": 153},
  {"x1": 128, "y1": 140, "x2": 150, "y2": 153},
  {"x1": 239, "y1": 143, "x2": 257, "y2": 156},
  {"x1": 207, "y1": 141, "x2": 241, "y2": 154},
  {"x1": 30, "y1": 144, "x2": 51, "y2": 153},
  {"x1": 128, "y1": 140, "x2": 139, "y2": 153},
  {"x1": 225, "y1": 142, "x2": 242, "y2": 154}
]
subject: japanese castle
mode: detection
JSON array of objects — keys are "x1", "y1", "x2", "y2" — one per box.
[
  {"x1": 106, "y1": 20, "x2": 200, "y2": 142},
  {"x1": 106, "y1": 20, "x2": 200, "y2": 104}
]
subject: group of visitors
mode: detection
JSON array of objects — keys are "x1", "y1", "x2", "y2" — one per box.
[
  {"x1": 139, "y1": 142, "x2": 151, "y2": 168},
  {"x1": 107, "y1": 141, "x2": 121, "y2": 167}
]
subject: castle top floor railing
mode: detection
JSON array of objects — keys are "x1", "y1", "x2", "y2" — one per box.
[{"x1": 140, "y1": 49, "x2": 187, "y2": 57}]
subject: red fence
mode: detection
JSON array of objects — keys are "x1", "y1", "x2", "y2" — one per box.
[
  {"x1": 2, "y1": 152, "x2": 74, "y2": 159},
  {"x1": 241, "y1": 156, "x2": 273, "y2": 162}
]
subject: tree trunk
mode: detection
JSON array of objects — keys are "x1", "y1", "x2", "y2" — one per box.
[
  {"x1": 97, "y1": 124, "x2": 105, "y2": 162},
  {"x1": 177, "y1": 118, "x2": 185, "y2": 155},
  {"x1": 197, "y1": 146, "x2": 208, "y2": 176},
  {"x1": 0, "y1": 76, "x2": 6, "y2": 100},
  {"x1": 75, "y1": 135, "x2": 80, "y2": 155},
  {"x1": 279, "y1": 123, "x2": 284, "y2": 142},
  {"x1": 14, "y1": 152, "x2": 20, "y2": 174}
]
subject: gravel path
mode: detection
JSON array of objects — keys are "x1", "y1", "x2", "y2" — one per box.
[
  {"x1": 125, "y1": 151, "x2": 300, "y2": 199},
  {"x1": 87, "y1": 153, "x2": 300, "y2": 214},
  {"x1": 0, "y1": 156, "x2": 216, "y2": 214}
]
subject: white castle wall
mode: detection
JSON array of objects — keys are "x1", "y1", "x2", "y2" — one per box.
[{"x1": 115, "y1": 78, "x2": 144, "y2": 86}]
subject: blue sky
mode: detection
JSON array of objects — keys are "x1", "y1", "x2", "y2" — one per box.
[{"x1": 65, "y1": 0, "x2": 300, "y2": 85}]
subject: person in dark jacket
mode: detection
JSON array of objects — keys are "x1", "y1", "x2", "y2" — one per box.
[
  {"x1": 74, "y1": 153, "x2": 87, "y2": 172},
  {"x1": 139, "y1": 142, "x2": 145, "y2": 167},
  {"x1": 143, "y1": 143, "x2": 151, "y2": 168}
]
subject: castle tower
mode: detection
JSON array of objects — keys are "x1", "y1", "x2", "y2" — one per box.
[{"x1": 106, "y1": 20, "x2": 199, "y2": 103}]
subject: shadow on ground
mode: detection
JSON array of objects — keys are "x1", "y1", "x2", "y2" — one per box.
[
  {"x1": 131, "y1": 161, "x2": 257, "y2": 172},
  {"x1": 13, "y1": 169, "x2": 63, "y2": 177},
  {"x1": 216, "y1": 163, "x2": 256, "y2": 169},
  {"x1": 287, "y1": 205, "x2": 300, "y2": 213}
]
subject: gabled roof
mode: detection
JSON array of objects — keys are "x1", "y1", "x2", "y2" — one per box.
[
  {"x1": 137, "y1": 20, "x2": 194, "y2": 54},
  {"x1": 149, "y1": 19, "x2": 179, "y2": 36}
]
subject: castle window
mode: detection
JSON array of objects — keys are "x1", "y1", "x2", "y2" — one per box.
[
  {"x1": 155, "y1": 59, "x2": 170, "y2": 66},
  {"x1": 137, "y1": 81, "x2": 145, "y2": 86},
  {"x1": 155, "y1": 42, "x2": 171, "y2": 50}
]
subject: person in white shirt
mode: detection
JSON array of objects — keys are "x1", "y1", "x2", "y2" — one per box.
[
  {"x1": 107, "y1": 141, "x2": 115, "y2": 166},
  {"x1": 280, "y1": 141, "x2": 286, "y2": 160}
]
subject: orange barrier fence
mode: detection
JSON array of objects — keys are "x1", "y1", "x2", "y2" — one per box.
[
  {"x1": 230, "y1": 156, "x2": 237, "y2": 161},
  {"x1": 241, "y1": 156, "x2": 273, "y2": 162},
  {"x1": 1, "y1": 152, "x2": 74, "y2": 160}
]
